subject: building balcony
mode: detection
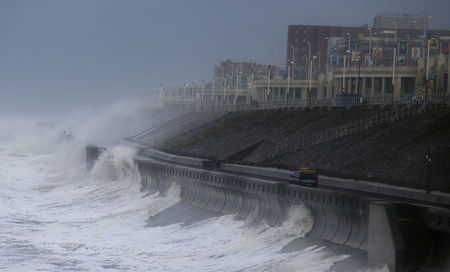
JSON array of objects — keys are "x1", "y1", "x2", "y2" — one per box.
[{"x1": 333, "y1": 66, "x2": 418, "y2": 78}]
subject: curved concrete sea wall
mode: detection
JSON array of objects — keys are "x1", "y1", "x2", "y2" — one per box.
[
  {"x1": 135, "y1": 155, "x2": 370, "y2": 251},
  {"x1": 86, "y1": 146, "x2": 450, "y2": 272}
]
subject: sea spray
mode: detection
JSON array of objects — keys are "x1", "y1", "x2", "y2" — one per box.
[
  {"x1": 147, "y1": 184, "x2": 182, "y2": 218},
  {"x1": 91, "y1": 145, "x2": 139, "y2": 183}
]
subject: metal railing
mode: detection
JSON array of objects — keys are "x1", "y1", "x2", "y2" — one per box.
[{"x1": 265, "y1": 102, "x2": 450, "y2": 159}]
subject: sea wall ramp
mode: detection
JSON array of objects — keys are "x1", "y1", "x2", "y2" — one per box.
[{"x1": 87, "y1": 146, "x2": 450, "y2": 272}]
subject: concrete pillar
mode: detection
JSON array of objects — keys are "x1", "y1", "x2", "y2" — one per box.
[
  {"x1": 355, "y1": 77, "x2": 360, "y2": 95},
  {"x1": 347, "y1": 78, "x2": 352, "y2": 94},
  {"x1": 284, "y1": 87, "x2": 288, "y2": 105},
  {"x1": 318, "y1": 81, "x2": 324, "y2": 100},
  {"x1": 337, "y1": 79, "x2": 342, "y2": 96},
  {"x1": 362, "y1": 78, "x2": 367, "y2": 97},
  {"x1": 301, "y1": 87, "x2": 307, "y2": 102},
  {"x1": 371, "y1": 77, "x2": 376, "y2": 97},
  {"x1": 447, "y1": 54, "x2": 450, "y2": 95},
  {"x1": 327, "y1": 82, "x2": 332, "y2": 99},
  {"x1": 393, "y1": 77, "x2": 402, "y2": 101},
  {"x1": 381, "y1": 77, "x2": 386, "y2": 99},
  {"x1": 368, "y1": 202, "x2": 405, "y2": 272}
]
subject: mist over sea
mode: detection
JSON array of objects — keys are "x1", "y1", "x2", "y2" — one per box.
[{"x1": 0, "y1": 103, "x2": 390, "y2": 272}]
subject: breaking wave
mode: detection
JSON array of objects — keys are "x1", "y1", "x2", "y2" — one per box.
[{"x1": 0, "y1": 113, "x2": 390, "y2": 271}]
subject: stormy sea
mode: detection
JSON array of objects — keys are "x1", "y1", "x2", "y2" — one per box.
[{"x1": 0, "y1": 104, "x2": 390, "y2": 272}]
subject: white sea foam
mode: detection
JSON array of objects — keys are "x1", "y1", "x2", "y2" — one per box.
[{"x1": 0, "y1": 115, "x2": 387, "y2": 272}]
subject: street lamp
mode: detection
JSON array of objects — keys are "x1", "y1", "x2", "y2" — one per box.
[
  {"x1": 291, "y1": 45, "x2": 295, "y2": 79},
  {"x1": 287, "y1": 63, "x2": 291, "y2": 107},
  {"x1": 392, "y1": 47, "x2": 396, "y2": 104},
  {"x1": 230, "y1": 63, "x2": 234, "y2": 90},
  {"x1": 346, "y1": 33, "x2": 351, "y2": 69},
  {"x1": 342, "y1": 50, "x2": 350, "y2": 106},
  {"x1": 393, "y1": 21, "x2": 397, "y2": 43},
  {"x1": 346, "y1": 33, "x2": 351, "y2": 51},
  {"x1": 368, "y1": 27, "x2": 373, "y2": 65},
  {"x1": 411, "y1": 20, "x2": 417, "y2": 33},
  {"x1": 325, "y1": 37, "x2": 329, "y2": 77},
  {"x1": 223, "y1": 74, "x2": 229, "y2": 104},
  {"x1": 212, "y1": 76, "x2": 216, "y2": 106},
  {"x1": 424, "y1": 15, "x2": 432, "y2": 103},
  {"x1": 184, "y1": 83, "x2": 188, "y2": 103},
  {"x1": 306, "y1": 42, "x2": 311, "y2": 79},
  {"x1": 317, "y1": 51, "x2": 321, "y2": 77},
  {"x1": 309, "y1": 55, "x2": 317, "y2": 108}
]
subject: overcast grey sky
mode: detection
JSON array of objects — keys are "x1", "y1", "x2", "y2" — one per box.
[{"x1": 1, "y1": 0, "x2": 449, "y2": 115}]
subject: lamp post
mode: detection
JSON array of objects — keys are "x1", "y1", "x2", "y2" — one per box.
[
  {"x1": 306, "y1": 42, "x2": 311, "y2": 79},
  {"x1": 251, "y1": 59, "x2": 255, "y2": 103},
  {"x1": 393, "y1": 21, "x2": 397, "y2": 43},
  {"x1": 368, "y1": 27, "x2": 373, "y2": 64},
  {"x1": 287, "y1": 62, "x2": 291, "y2": 107},
  {"x1": 184, "y1": 83, "x2": 188, "y2": 104},
  {"x1": 230, "y1": 63, "x2": 234, "y2": 90},
  {"x1": 392, "y1": 48, "x2": 396, "y2": 104},
  {"x1": 212, "y1": 76, "x2": 216, "y2": 106},
  {"x1": 325, "y1": 37, "x2": 329, "y2": 77},
  {"x1": 309, "y1": 55, "x2": 317, "y2": 108},
  {"x1": 346, "y1": 33, "x2": 351, "y2": 68},
  {"x1": 317, "y1": 51, "x2": 321, "y2": 77},
  {"x1": 235, "y1": 67, "x2": 241, "y2": 105},
  {"x1": 342, "y1": 50, "x2": 350, "y2": 106},
  {"x1": 267, "y1": 66, "x2": 271, "y2": 107},
  {"x1": 411, "y1": 20, "x2": 417, "y2": 33},
  {"x1": 201, "y1": 79, "x2": 205, "y2": 107},
  {"x1": 424, "y1": 15, "x2": 432, "y2": 104},
  {"x1": 291, "y1": 45, "x2": 295, "y2": 79},
  {"x1": 223, "y1": 74, "x2": 229, "y2": 104}
]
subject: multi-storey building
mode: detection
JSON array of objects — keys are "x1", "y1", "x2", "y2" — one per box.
[{"x1": 286, "y1": 24, "x2": 366, "y2": 78}]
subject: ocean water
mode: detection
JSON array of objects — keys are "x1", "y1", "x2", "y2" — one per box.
[{"x1": 0, "y1": 115, "x2": 390, "y2": 272}]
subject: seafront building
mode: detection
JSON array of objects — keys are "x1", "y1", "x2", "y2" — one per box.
[{"x1": 159, "y1": 14, "x2": 450, "y2": 110}]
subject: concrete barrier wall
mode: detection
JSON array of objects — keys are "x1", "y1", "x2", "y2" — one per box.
[
  {"x1": 136, "y1": 157, "x2": 370, "y2": 250},
  {"x1": 87, "y1": 145, "x2": 449, "y2": 271}
]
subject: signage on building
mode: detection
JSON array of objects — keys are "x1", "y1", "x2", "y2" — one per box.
[
  {"x1": 398, "y1": 40, "x2": 408, "y2": 55},
  {"x1": 365, "y1": 55, "x2": 373, "y2": 66},
  {"x1": 330, "y1": 53, "x2": 338, "y2": 65},
  {"x1": 442, "y1": 41, "x2": 449, "y2": 55},
  {"x1": 397, "y1": 55, "x2": 406, "y2": 65},
  {"x1": 429, "y1": 36, "x2": 439, "y2": 50},
  {"x1": 351, "y1": 50, "x2": 361, "y2": 62},
  {"x1": 411, "y1": 47, "x2": 422, "y2": 59},
  {"x1": 373, "y1": 47, "x2": 383, "y2": 59}
]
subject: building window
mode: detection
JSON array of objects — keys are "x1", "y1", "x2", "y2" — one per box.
[
  {"x1": 295, "y1": 47, "x2": 298, "y2": 52},
  {"x1": 302, "y1": 47, "x2": 306, "y2": 53},
  {"x1": 295, "y1": 29, "x2": 299, "y2": 34},
  {"x1": 295, "y1": 38, "x2": 298, "y2": 43},
  {"x1": 303, "y1": 38, "x2": 306, "y2": 43},
  {"x1": 294, "y1": 56, "x2": 298, "y2": 61},
  {"x1": 303, "y1": 29, "x2": 307, "y2": 34}
]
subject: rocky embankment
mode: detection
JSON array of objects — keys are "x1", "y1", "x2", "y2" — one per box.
[{"x1": 157, "y1": 105, "x2": 450, "y2": 192}]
